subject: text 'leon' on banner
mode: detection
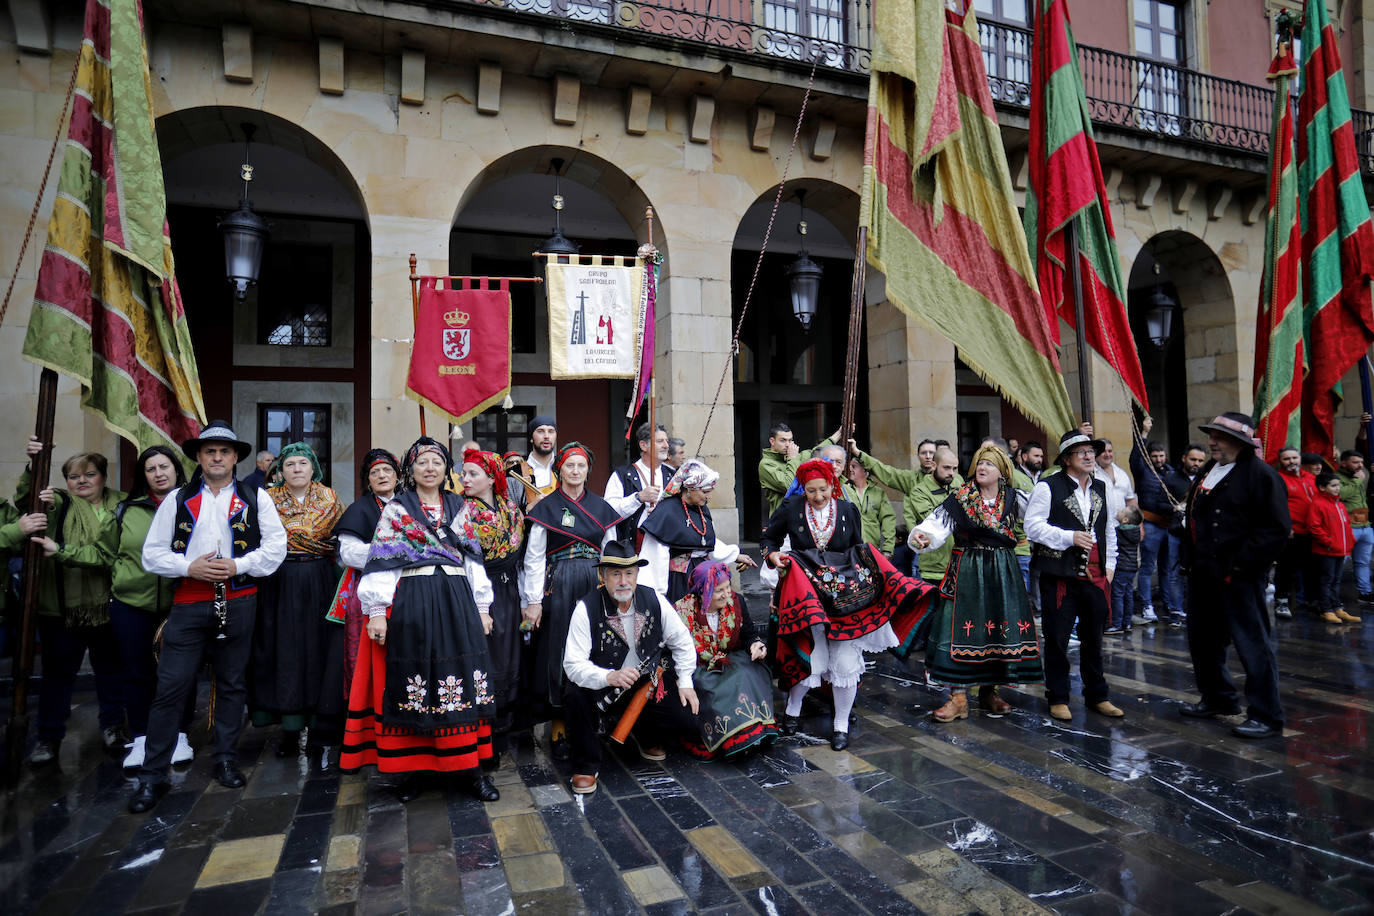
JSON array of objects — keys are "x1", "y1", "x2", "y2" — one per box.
[{"x1": 544, "y1": 255, "x2": 645, "y2": 379}]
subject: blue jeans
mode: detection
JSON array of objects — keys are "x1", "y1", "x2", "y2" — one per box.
[
  {"x1": 1110, "y1": 567, "x2": 1136, "y2": 628},
  {"x1": 1017, "y1": 554, "x2": 1039, "y2": 612},
  {"x1": 1350, "y1": 527, "x2": 1374, "y2": 594},
  {"x1": 1316, "y1": 554, "x2": 1346, "y2": 612},
  {"x1": 1136, "y1": 521, "x2": 1182, "y2": 615}
]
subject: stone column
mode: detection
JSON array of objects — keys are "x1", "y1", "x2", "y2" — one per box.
[{"x1": 864, "y1": 301, "x2": 957, "y2": 467}]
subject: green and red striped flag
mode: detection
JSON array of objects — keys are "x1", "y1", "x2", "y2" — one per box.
[
  {"x1": 1253, "y1": 23, "x2": 1304, "y2": 463},
  {"x1": 22, "y1": 0, "x2": 205, "y2": 456},
  {"x1": 860, "y1": 2, "x2": 1075, "y2": 436},
  {"x1": 1024, "y1": 0, "x2": 1148, "y2": 410},
  {"x1": 1296, "y1": 0, "x2": 1374, "y2": 459}
]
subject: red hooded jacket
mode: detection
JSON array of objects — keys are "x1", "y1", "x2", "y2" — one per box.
[
  {"x1": 1279, "y1": 469, "x2": 1317, "y2": 535},
  {"x1": 1310, "y1": 491, "x2": 1354, "y2": 557}
]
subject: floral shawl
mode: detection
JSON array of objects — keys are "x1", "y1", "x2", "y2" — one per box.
[
  {"x1": 952, "y1": 480, "x2": 1015, "y2": 540},
  {"x1": 271, "y1": 481, "x2": 343, "y2": 556},
  {"x1": 673, "y1": 591, "x2": 744, "y2": 672},
  {"x1": 365, "y1": 490, "x2": 479, "y2": 573},
  {"x1": 462, "y1": 495, "x2": 523, "y2": 562}
]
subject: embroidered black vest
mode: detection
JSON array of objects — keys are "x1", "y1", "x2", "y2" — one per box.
[
  {"x1": 1032, "y1": 472, "x2": 1109, "y2": 578},
  {"x1": 613, "y1": 462, "x2": 671, "y2": 543},
  {"x1": 585, "y1": 584, "x2": 665, "y2": 673},
  {"x1": 170, "y1": 476, "x2": 262, "y2": 589}
]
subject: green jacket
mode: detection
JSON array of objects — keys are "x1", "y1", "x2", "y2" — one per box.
[
  {"x1": 1338, "y1": 471, "x2": 1369, "y2": 528},
  {"x1": 1010, "y1": 470, "x2": 1033, "y2": 557},
  {"x1": 15, "y1": 468, "x2": 124, "y2": 620},
  {"x1": 60, "y1": 496, "x2": 174, "y2": 613},
  {"x1": 910, "y1": 476, "x2": 961, "y2": 579},
  {"x1": 851, "y1": 482, "x2": 897, "y2": 554},
  {"x1": 759, "y1": 436, "x2": 835, "y2": 518},
  {"x1": 0, "y1": 500, "x2": 20, "y2": 616},
  {"x1": 856, "y1": 447, "x2": 964, "y2": 529}
]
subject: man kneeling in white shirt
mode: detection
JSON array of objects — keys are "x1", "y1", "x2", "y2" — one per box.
[{"x1": 562, "y1": 541, "x2": 698, "y2": 795}]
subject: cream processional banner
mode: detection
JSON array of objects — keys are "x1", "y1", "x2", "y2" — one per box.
[{"x1": 545, "y1": 255, "x2": 644, "y2": 379}]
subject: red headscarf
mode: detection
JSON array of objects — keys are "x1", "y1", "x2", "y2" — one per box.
[
  {"x1": 796, "y1": 458, "x2": 838, "y2": 492},
  {"x1": 463, "y1": 449, "x2": 508, "y2": 499},
  {"x1": 553, "y1": 442, "x2": 593, "y2": 477}
]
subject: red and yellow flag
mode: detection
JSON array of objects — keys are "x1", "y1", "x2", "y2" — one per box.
[{"x1": 860, "y1": 3, "x2": 1074, "y2": 436}]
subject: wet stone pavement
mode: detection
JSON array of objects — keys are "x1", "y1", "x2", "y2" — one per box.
[{"x1": 3, "y1": 586, "x2": 1374, "y2": 915}]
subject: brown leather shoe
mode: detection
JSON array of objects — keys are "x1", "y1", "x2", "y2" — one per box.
[
  {"x1": 1093, "y1": 701, "x2": 1125, "y2": 718},
  {"x1": 932, "y1": 691, "x2": 968, "y2": 722},
  {"x1": 978, "y1": 686, "x2": 1012, "y2": 716},
  {"x1": 570, "y1": 774, "x2": 598, "y2": 795},
  {"x1": 1321, "y1": 611, "x2": 1344, "y2": 624},
  {"x1": 1335, "y1": 607, "x2": 1362, "y2": 623},
  {"x1": 632, "y1": 735, "x2": 667, "y2": 761},
  {"x1": 1048, "y1": 703, "x2": 1072, "y2": 721}
]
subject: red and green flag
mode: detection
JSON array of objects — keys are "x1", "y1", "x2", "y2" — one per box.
[
  {"x1": 860, "y1": 2, "x2": 1075, "y2": 436},
  {"x1": 22, "y1": 0, "x2": 205, "y2": 456},
  {"x1": 1296, "y1": 0, "x2": 1374, "y2": 458},
  {"x1": 1253, "y1": 22, "x2": 1304, "y2": 462},
  {"x1": 1024, "y1": 0, "x2": 1148, "y2": 411}
]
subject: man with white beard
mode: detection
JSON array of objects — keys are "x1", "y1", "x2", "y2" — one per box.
[{"x1": 561, "y1": 542, "x2": 698, "y2": 795}]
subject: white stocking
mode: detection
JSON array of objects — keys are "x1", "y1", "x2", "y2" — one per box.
[
  {"x1": 785, "y1": 683, "x2": 810, "y2": 717},
  {"x1": 832, "y1": 683, "x2": 858, "y2": 733}
]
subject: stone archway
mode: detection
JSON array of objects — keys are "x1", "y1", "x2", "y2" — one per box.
[{"x1": 1128, "y1": 230, "x2": 1236, "y2": 458}]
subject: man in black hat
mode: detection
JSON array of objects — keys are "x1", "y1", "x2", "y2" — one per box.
[
  {"x1": 129, "y1": 421, "x2": 287, "y2": 812},
  {"x1": 1026, "y1": 429, "x2": 1123, "y2": 722},
  {"x1": 1179, "y1": 412, "x2": 1290, "y2": 739},
  {"x1": 561, "y1": 541, "x2": 698, "y2": 795}
]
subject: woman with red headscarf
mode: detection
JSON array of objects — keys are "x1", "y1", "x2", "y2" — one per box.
[
  {"x1": 520, "y1": 442, "x2": 623, "y2": 759},
  {"x1": 761, "y1": 459, "x2": 932, "y2": 750},
  {"x1": 460, "y1": 449, "x2": 526, "y2": 767}
]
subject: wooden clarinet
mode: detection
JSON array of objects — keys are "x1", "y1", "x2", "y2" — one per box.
[{"x1": 610, "y1": 662, "x2": 666, "y2": 745}]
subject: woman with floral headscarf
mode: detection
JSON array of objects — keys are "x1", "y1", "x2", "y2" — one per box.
[
  {"x1": 342, "y1": 436, "x2": 500, "y2": 803},
  {"x1": 672, "y1": 560, "x2": 776, "y2": 758},
  {"x1": 459, "y1": 448, "x2": 525, "y2": 767},
  {"x1": 329, "y1": 449, "x2": 402, "y2": 705},
  {"x1": 250, "y1": 442, "x2": 344, "y2": 757},
  {"x1": 520, "y1": 442, "x2": 622, "y2": 760},
  {"x1": 907, "y1": 444, "x2": 1043, "y2": 722},
  {"x1": 640, "y1": 458, "x2": 756, "y2": 602},
  {"x1": 762, "y1": 459, "x2": 934, "y2": 751}
]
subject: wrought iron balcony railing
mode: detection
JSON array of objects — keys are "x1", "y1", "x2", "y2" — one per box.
[{"x1": 427, "y1": 0, "x2": 1374, "y2": 173}]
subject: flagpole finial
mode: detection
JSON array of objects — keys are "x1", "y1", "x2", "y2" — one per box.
[{"x1": 1275, "y1": 8, "x2": 1295, "y2": 44}]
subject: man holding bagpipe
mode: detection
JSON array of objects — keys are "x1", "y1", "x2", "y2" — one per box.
[{"x1": 562, "y1": 541, "x2": 699, "y2": 795}]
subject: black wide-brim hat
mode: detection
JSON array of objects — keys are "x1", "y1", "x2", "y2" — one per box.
[
  {"x1": 596, "y1": 539, "x2": 649, "y2": 569},
  {"x1": 181, "y1": 420, "x2": 252, "y2": 463},
  {"x1": 1197, "y1": 412, "x2": 1261, "y2": 449},
  {"x1": 1054, "y1": 429, "x2": 1106, "y2": 465}
]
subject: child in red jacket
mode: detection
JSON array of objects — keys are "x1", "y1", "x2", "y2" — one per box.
[{"x1": 1311, "y1": 472, "x2": 1358, "y2": 624}]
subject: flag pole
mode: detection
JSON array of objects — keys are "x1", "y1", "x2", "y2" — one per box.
[
  {"x1": 2, "y1": 367, "x2": 58, "y2": 787},
  {"x1": 1066, "y1": 216, "x2": 1094, "y2": 424},
  {"x1": 1361, "y1": 355, "x2": 1374, "y2": 463},
  {"x1": 645, "y1": 207, "x2": 658, "y2": 483},
  {"x1": 409, "y1": 252, "x2": 427, "y2": 437},
  {"x1": 839, "y1": 227, "x2": 868, "y2": 449}
]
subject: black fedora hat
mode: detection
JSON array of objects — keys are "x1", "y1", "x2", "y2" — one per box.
[
  {"x1": 1053, "y1": 429, "x2": 1106, "y2": 465},
  {"x1": 181, "y1": 420, "x2": 252, "y2": 463},
  {"x1": 596, "y1": 540, "x2": 649, "y2": 569},
  {"x1": 1197, "y1": 412, "x2": 1261, "y2": 449}
]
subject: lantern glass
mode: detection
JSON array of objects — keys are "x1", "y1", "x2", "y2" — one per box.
[
  {"x1": 788, "y1": 254, "x2": 822, "y2": 330},
  {"x1": 219, "y1": 201, "x2": 269, "y2": 300},
  {"x1": 1144, "y1": 286, "x2": 1178, "y2": 349}
]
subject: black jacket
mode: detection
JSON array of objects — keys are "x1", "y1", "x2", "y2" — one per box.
[
  {"x1": 1181, "y1": 451, "x2": 1291, "y2": 581},
  {"x1": 1130, "y1": 440, "x2": 1190, "y2": 519},
  {"x1": 760, "y1": 494, "x2": 863, "y2": 556}
]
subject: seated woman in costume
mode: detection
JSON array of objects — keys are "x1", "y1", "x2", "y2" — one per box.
[
  {"x1": 672, "y1": 561, "x2": 777, "y2": 758},
  {"x1": 520, "y1": 443, "x2": 622, "y2": 760},
  {"x1": 342, "y1": 437, "x2": 500, "y2": 803},
  {"x1": 762, "y1": 459, "x2": 933, "y2": 751},
  {"x1": 908, "y1": 445, "x2": 1044, "y2": 722},
  {"x1": 459, "y1": 448, "x2": 526, "y2": 768},
  {"x1": 639, "y1": 458, "x2": 755, "y2": 603},
  {"x1": 329, "y1": 449, "x2": 401, "y2": 703}
]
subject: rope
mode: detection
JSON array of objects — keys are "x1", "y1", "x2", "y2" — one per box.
[
  {"x1": 694, "y1": 49, "x2": 822, "y2": 456},
  {"x1": 0, "y1": 50, "x2": 82, "y2": 329}
]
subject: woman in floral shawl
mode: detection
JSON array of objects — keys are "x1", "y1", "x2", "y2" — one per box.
[
  {"x1": 459, "y1": 448, "x2": 525, "y2": 766},
  {"x1": 907, "y1": 445, "x2": 1043, "y2": 722},
  {"x1": 639, "y1": 458, "x2": 755, "y2": 602},
  {"x1": 342, "y1": 437, "x2": 500, "y2": 803},
  {"x1": 673, "y1": 561, "x2": 776, "y2": 758},
  {"x1": 250, "y1": 441, "x2": 345, "y2": 757}
]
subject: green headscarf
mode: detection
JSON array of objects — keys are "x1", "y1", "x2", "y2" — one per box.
[{"x1": 273, "y1": 441, "x2": 323, "y2": 484}]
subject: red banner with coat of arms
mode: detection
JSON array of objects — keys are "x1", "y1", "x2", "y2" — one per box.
[{"x1": 405, "y1": 277, "x2": 511, "y2": 426}]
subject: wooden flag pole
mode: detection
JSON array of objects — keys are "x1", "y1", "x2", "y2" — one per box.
[
  {"x1": 645, "y1": 207, "x2": 658, "y2": 482},
  {"x1": 3, "y1": 367, "x2": 58, "y2": 787},
  {"x1": 839, "y1": 227, "x2": 868, "y2": 450},
  {"x1": 1065, "y1": 218, "x2": 1094, "y2": 424},
  {"x1": 409, "y1": 253, "x2": 427, "y2": 437},
  {"x1": 1360, "y1": 354, "x2": 1374, "y2": 465}
]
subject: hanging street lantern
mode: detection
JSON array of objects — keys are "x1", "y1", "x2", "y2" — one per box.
[
  {"x1": 1142, "y1": 263, "x2": 1180, "y2": 349},
  {"x1": 218, "y1": 123, "x2": 269, "y2": 301},
  {"x1": 539, "y1": 157, "x2": 580, "y2": 262},
  {"x1": 787, "y1": 189, "x2": 822, "y2": 330}
]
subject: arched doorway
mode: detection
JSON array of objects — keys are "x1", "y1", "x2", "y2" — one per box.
[
  {"x1": 731, "y1": 180, "x2": 866, "y2": 537},
  {"x1": 158, "y1": 107, "x2": 371, "y2": 499},
  {"x1": 450, "y1": 148, "x2": 659, "y2": 487},
  {"x1": 1127, "y1": 231, "x2": 1236, "y2": 460}
]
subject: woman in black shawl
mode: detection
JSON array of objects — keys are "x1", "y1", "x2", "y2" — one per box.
[
  {"x1": 520, "y1": 442, "x2": 621, "y2": 760},
  {"x1": 640, "y1": 458, "x2": 755, "y2": 602}
]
